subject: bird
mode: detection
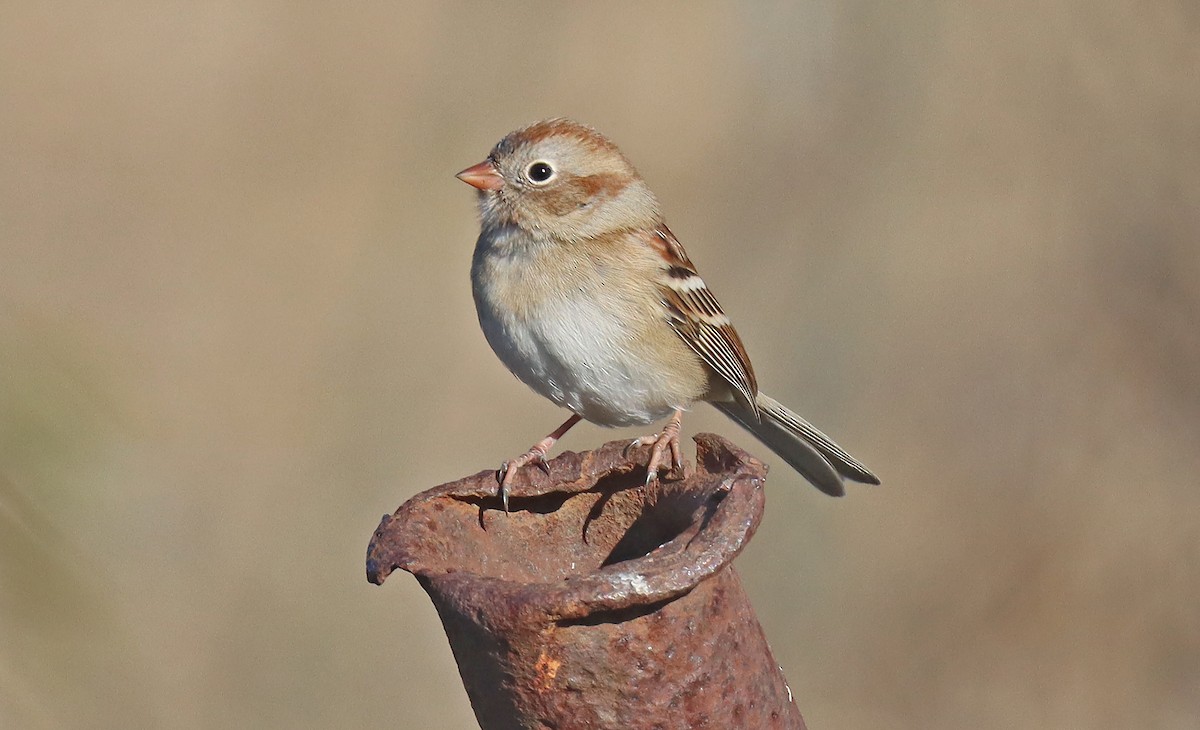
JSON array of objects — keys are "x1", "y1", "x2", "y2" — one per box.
[{"x1": 456, "y1": 118, "x2": 879, "y2": 510}]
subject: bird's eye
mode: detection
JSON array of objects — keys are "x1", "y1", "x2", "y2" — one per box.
[{"x1": 526, "y1": 161, "x2": 554, "y2": 184}]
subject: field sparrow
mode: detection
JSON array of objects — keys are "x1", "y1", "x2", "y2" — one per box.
[{"x1": 458, "y1": 119, "x2": 879, "y2": 510}]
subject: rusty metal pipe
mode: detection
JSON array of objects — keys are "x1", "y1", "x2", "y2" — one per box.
[{"x1": 366, "y1": 433, "x2": 806, "y2": 730}]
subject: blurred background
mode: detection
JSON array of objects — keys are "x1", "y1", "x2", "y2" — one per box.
[{"x1": 2, "y1": 2, "x2": 1198, "y2": 728}]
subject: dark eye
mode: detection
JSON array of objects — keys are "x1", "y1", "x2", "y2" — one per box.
[{"x1": 526, "y1": 161, "x2": 554, "y2": 184}]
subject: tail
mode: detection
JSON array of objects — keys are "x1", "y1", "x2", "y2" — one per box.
[{"x1": 712, "y1": 393, "x2": 880, "y2": 497}]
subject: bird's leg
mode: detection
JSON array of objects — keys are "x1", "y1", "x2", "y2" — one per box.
[
  {"x1": 629, "y1": 408, "x2": 685, "y2": 485},
  {"x1": 497, "y1": 413, "x2": 583, "y2": 512}
]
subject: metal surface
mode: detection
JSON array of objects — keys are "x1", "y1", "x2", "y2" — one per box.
[{"x1": 367, "y1": 433, "x2": 806, "y2": 730}]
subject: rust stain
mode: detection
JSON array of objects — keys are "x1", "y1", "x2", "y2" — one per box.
[{"x1": 534, "y1": 652, "x2": 562, "y2": 692}]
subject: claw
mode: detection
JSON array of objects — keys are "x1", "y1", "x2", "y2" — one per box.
[
  {"x1": 494, "y1": 414, "x2": 583, "y2": 513},
  {"x1": 496, "y1": 462, "x2": 514, "y2": 513},
  {"x1": 496, "y1": 451, "x2": 546, "y2": 514},
  {"x1": 627, "y1": 433, "x2": 664, "y2": 484},
  {"x1": 636, "y1": 408, "x2": 685, "y2": 486},
  {"x1": 670, "y1": 437, "x2": 684, "y2": 472}
]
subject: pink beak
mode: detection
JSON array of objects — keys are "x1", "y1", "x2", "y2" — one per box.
[{"x1": 455, "y1": 160, "x2": 504, "y2": 191}]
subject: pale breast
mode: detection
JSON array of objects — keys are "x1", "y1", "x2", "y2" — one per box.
[{"x1": 470, "y1": 228, "x2": 709, "y2": 427}]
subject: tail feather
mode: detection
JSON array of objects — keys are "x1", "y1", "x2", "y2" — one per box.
[{"x1": 712, "y1": 393, "x2": 880, "y2": 497}]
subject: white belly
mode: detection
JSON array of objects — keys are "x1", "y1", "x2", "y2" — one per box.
[
  {"x1": 471, "y1": 232, "x2": 685, "y2": 427},
  {"x1": 476, "y1": 289, "x2": 676, "y2": 427}
]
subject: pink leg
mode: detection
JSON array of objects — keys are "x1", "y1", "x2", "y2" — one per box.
[
  {"x1": 497, "y1": 413, "x2": 583, "y2": 512},
  {"x1": 630, "y1": 408, "x2": 685, "y2": 485}
]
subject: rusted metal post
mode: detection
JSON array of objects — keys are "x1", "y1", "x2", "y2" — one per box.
[{"x1": 366, "y1": 433, "x2": 806, "y2": 730}]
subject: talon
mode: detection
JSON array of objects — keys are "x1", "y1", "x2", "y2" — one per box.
[
  {"x1": 669, "y1": 438, "x2": 684, "y2": 473},
  {"x1": 494, "y1": 414, "x2": 583, "y2": 513},
  {"x1": 638, "y1": 409, "x2": 685, "y2": 485},
  {"x1": 624, "y1": 437, "x2": 648, "y2": 459},
  {"x1": 495, "y1": 445, "x2": 554, "y2": 513},
  {"x1": 496, "y1": 463, "x2": 514, "y2": 513},
  {"x1": 497, "y1": 453, "x2": 542, "y2": 514}
]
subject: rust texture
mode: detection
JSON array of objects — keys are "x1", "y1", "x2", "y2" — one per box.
[{"x1": 366, "y1": 433, "x2": 806, "y2": 730}]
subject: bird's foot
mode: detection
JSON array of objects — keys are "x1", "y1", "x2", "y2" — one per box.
[
  {"x1": 496, "y1": 447, "x2": 552, "y2": 513},
  {"x1": 493, "y1": 414, "x2": 583, "y2": 513},
  {"x1": 628, "y1": 409, "x2": 685, "y2": 485}
]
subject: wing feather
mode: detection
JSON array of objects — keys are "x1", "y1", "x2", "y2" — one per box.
[{"x1": 650, "y1": 225, "x2": 759, "y2": 416}]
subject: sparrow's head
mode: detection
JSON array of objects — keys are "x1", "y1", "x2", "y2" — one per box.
[{"x1": 457, "y1": 119, "x2": 661, "y2": 242}]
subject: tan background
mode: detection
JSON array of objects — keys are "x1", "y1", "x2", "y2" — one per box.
[{"x1": 3, "y1": 2, "x2": 1198, "y2": 728}]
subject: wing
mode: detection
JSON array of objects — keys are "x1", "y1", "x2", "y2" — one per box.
[{"x1": 649, "y1": 225, "x2": 760, "y2": 417}]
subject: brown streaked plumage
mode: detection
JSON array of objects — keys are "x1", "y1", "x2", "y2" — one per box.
[
  {"x1": 653, "y1": 224, "x2": 759, "y2": 415},
  {"x1": 457, "y1": 118, "x2": 879, "y2": 510}
]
